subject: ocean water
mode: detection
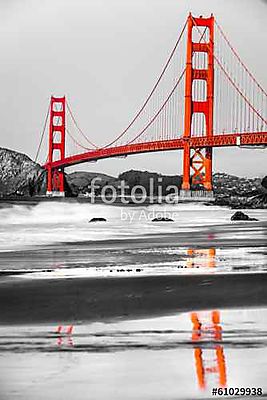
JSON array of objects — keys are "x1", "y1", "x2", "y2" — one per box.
[{"x1": 1, "y1": 201, "x2": 232, "y2": 250}]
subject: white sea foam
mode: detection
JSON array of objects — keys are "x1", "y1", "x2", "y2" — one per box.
[{"x1": 0, "y1": 201, "x2": 265, "y2": 252}]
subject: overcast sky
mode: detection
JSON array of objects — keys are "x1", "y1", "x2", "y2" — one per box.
[{"x1": 0, "y1": 0, "x2": 266, "y2": 177}]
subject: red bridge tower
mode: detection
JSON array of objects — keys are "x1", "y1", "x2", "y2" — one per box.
[
  {"x1": 46, "y1": 96, "x2": 66, "y2": 197},
  {"x1": 181, "y1": 14, "x2": 214, "y2": 192}
]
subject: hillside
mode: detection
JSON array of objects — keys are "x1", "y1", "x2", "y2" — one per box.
[
  {"x1": 68, "y1": 171, "x2": 115, "y2": 189},
  {"x1": 0, "y1": 147, "x2": 45, "y2": 196},
  {"x1": 213, "y1": 172, "x2": 267, "y2": 208},
  {"x1": 0, "y1": 148, "x2": 76, "y2": 197},
  {"x1": 69, "y1": 169, "x2": 267, "y2": 208}
]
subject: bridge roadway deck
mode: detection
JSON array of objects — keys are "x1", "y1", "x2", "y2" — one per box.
[{"x1": 44, "y1": 132, "x2": 267, "y2": 169}]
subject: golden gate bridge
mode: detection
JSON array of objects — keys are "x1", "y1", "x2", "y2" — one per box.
[{"x1": 35, "y1": 13, "x2": 267, "y2": 196}]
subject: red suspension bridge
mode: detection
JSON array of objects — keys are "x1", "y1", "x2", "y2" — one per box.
[{"x1": 36, "y1": 13, "x2": 267, "y2": 196}]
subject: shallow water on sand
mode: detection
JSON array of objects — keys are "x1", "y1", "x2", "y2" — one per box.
[
  {"x1": 1, "y1": 307, "x2": 267, "y2": 399},
  {"x1": 0, "y1": 201, "x2": 266, "y2": 277}
]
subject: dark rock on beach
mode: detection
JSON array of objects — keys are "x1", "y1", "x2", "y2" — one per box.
[
  {"x1": 231, "y1": 211, "x2": 258, "y2": 221},
  {"x1": 151, "y1": 217, "x2": 174, "y2": 222},
  {"x1": 89, "y1": 217, "x2": 107, "y2": 223}
]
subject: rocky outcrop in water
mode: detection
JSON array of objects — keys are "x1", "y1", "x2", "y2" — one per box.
[
  {"x1": 214, "y1": 175, "x2": 267, "y2": 209},
  {"x1": 231, "y1": 211, "x2": 258, "y2": 221},
  {"x1": 261, "y1": 176, "x2": 267, "y2": 190},
  {"x1": 0, "y1": 147, "x2": 45, "y2": 196},
  {"x1": 0, "y1": 148, "x2": 78, "y2": 197},
  {"x1": 89, "y1": 217, "x2": 107, "y2": 222},
  {"x1": 151, "y1": 217, "x2": 174, "y2": 222}
]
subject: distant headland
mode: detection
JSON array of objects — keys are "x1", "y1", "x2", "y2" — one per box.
[{"x1": 0, "y1": 147, "x2": 266, "y2": 208}]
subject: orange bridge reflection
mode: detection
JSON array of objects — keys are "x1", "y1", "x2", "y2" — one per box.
[
  {"x1": 191, "y1": 310, "x2": 227, "y2": 390},
  {"x1": 187, "y1": 248, "x2": 216, "y2": 269},
  {"x1": 187, "y1": 248, "x2": 227, "y2": 390},
  {"x1": 55, "y1": 325, "x2": 74, "y2": 347}
]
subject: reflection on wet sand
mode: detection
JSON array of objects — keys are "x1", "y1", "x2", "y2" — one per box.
[
  {"x1": 191, "y1": 310, "x2": 227, "y2": 390},
  {"x1": 187, "y1": 247, "x2": 227, "y2": 391},
  {"x1": 57, "y1": 335, "x2": 74, "y2": 347},
  {"x1": 56, "y1": 325, "x2": 74, "y2": 347},
  {"x1": 187, "y1": 248, "x2": 216, "y2": 268},
  {"x1": 1, "y1": 306, "x2": 267, "y2": 399}
]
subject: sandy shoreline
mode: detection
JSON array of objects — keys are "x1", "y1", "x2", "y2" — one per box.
[{"x1": 1, "y1": 272, "x2": 267, "y2": 325}]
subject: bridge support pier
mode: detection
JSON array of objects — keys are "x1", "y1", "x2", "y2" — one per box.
[
  {"x1": 46, "y1": 167, "x2": 65, "y2": 197},
  {"x1": 181, "y1": 146, "x2": 213, "y2": 191},
  {"x1": 203, "y1": 147, "x2": 212, "y2": 191},
  {"x1": 46, "y1": 191, "x2": 65, "y2": 197},
  {"x1": 182, "y1": 142, "x2": 191, "y2": 190}
]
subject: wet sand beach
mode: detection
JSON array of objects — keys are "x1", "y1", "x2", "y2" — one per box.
[
  {"x1": 1, "y1": 306, "x2": 267, "y2": 400},
  {"x1": 1, "y1": 272, "x2": 267, "y2": 325}
]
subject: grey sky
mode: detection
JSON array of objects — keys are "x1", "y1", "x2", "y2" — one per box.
[{"x1": 0, "y1": 0, "x2": 266, "y2": 177}]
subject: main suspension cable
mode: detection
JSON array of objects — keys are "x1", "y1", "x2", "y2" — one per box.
[
  {"x1": 66, "y1": 127, "x2": 95, "y2": 151},
  {"x1": 125, "y1": 68, "x2": 186, "y2": 145},
  {"x1": 192, "y1": 17, "x2": 267, "y2": 127},
  {"x1": 66, "y1": 101, "x2": 98, "y2": 149},
  {"x1": 126, "y1": 20, "x2": 211, "y2": 145},
  {"x1": 101, "y1": 19, "x2": 188, "y2": 148},
  {"x1": 215, "y1": 57, "x2": 267, "y2": 126},
  {"x1": 215, "y1": 20, "x2": 267, "y2": 98},
  {"x1": 35, "y1": 103, "x2": 50, "y2": 163}
]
